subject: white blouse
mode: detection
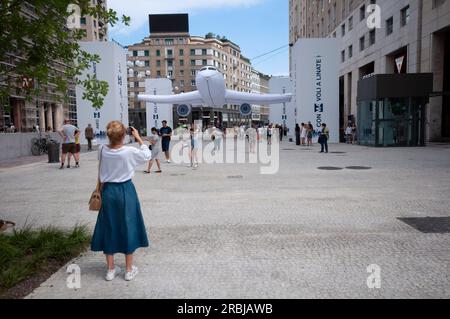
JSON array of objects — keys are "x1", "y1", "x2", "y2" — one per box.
[{"x1": 99, "y1": 144, "x2": 151, "y2": 183}]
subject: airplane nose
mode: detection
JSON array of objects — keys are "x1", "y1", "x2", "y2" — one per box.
[{"x1": 201, "y1": 70, "x2": 215, "y2": 78}]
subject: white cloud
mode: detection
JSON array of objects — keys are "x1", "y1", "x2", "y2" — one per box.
[{"x1": 108, "y1": 0, "x2": 264, "y2": 36}]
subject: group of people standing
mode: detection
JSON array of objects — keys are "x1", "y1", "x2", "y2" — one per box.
[{"x1": 295, "y1": 121, "x2": 330, "y2": 153}]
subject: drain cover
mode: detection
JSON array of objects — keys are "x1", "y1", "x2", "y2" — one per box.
[
  {"x1": 398, "y1": 217, "x2": 450, "y2": 233},
  {"x1": 346, "y1": 166, "x2": 372, "y2": 170},
  {"x1": 227, "y1": 175, "x2": 243, "y2": 179},
  {"x1": 170, "y1": 173, "x2": 186, "y2": 177},
  {"x1": 283, "y1": 148, "x2": 296, "y2": 151},
  {"x1": 317, "y1": 167, "x2": 343, "y2": 170}
]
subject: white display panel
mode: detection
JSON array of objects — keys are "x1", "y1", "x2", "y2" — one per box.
[
  {"x1": 145, "y1": 78, "x2": 174, "y2": 133},
  {"x1": 292, "y1": 39, "x2": 339, "y2": 143}
]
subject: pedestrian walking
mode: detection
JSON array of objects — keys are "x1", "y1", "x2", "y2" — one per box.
[
  {"x1": 300, "y1": 123, "x2": 307, "y2": 146},
  {"x1": 91, "y1": 121, "x2": 151, "y2": 282},
  {"x1": 144, "y1": 127, "x2": 162, "y2": 174},
  {"x1": 307, "y1": 122, "x2": 314, "y2": 147},
  {"x1": 247, "y1": 125, "x2": 257, "y2": 154},
  {"x1": 319, "y1": 123, "x2": 330, "y2": 153},
  {"x1": 345, "y1": 124, "x2": 353, "y2": 144},
  {"x1": 85, "y1": 124, "x2": 94, "y2": 151},
  {"x1": 74, "y1": 129, "x2": 81, "y2": 168},
  {"x1": 58, "y1": 119, "x2": 79, "y2": 169},
  {"x1": 351, "y1": 123, "x2": 357, "y2": 144},
  {"x1": 295, "y1": 124, "x2": 301, "y2": 145},
  {"x1": 159, "y1": 120, "x2": 172, "y2": 163},
  {"x1": 190, "y1": 127, "x2": 199, "y2": 168}
]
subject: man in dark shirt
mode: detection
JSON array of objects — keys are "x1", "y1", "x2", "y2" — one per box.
[{"x1": 159, "y1": 120, "x2": 172, "y2": 163}]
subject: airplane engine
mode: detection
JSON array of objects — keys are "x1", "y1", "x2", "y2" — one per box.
[
  {"x1": 176, "y1": 104, "x2": 192, "y2": 117},
  {"x1": 239, "y1": 103, "x2": 252, "y2": 117}
]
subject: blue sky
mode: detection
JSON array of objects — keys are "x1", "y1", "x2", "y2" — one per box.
[{"x1": 108, "y1": 0, "x2": 289, "y2": 76}]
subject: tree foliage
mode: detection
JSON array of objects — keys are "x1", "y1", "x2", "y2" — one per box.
[{"x1": 0, "y1": 0, "x2": 130, "y2": 109}]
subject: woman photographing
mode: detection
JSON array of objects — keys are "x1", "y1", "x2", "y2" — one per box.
[{"x1": 91, "y1": 121, "x2": 152, "y2": 281}]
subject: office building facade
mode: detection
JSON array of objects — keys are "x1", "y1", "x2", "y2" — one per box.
[{"x1": 289, "y1": 0, "x2": 450, "y2": 142}]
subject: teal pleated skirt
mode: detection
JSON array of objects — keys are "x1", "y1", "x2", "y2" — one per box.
[{"x1": 91, "y1": 180, "x2": 149, "y2": 255}]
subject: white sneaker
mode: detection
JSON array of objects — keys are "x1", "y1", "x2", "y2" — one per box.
[
  {"x1": 105, "y1": 266, "x2": 121, "y2": 281},
  {"x1": 125, "y1": 265, "x2": 138, "y2": 281},
  {"x1": 166, "y1": 160, "x2": 171, "y2": 164}
]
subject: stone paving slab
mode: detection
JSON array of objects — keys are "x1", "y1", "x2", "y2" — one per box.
[{"x1": 0, "y1": 142, "x2": 449, "y2": 298}]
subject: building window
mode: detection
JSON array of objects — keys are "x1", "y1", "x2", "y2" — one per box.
[
  {"x1": 202, "y1": 59, "x2": 207, "y2": 66},
  {"x1": 80, "y1": 17, "x2": 86, "y2": 25},
  {"x1": 369, "y1": 29, "x2": 376, "y2": 46},
  {"x1": 180, "y1": 60, "x2": 184, "y2": 67},
  {"x1": 157, "y1": 71, "x2": 161, "y2": 77},
  {"x1": 145, "y1": 61, "x2": 150, "y2": 67},
  {"x1": 401, "y1": 6, "x2": 410, "y2": 27},
  {"x1": 167, "y1": 60, "x2": 173, "y2": 67},
  {"x1": 144, "y1": 50, "x2": 149, "y2": 57},
  {"x1": 360, "y1": 36, "x2": 365, "y2": 51},
  {"x1": 156, "y1": 50, "x2": 161, "y2": 57},
  {"x1": 191, "y1": 60, "x2": 195, "y2": 66},
  {"x1": 156, "y1": 60, "x2": 161, "y2": 67},
  {"x1": 191, "y1": 69, "x2": 196, "y2": 76},
  {"x1": 341, "y1": 50, "x2": 345, "y2": 62},
  {"x1": 134, "y1": 81, "x2": 139, "y2": 88},
  {"x1": 167, "y1": 49, "x2": 173, "y2": 57},
  {"x1": 190, "y1": 49, "x2": 196, "y2": 56},
  {"x1": 165, "y1": 39, "x2": 174, "y2": 45},
  {"x1": 180, "y1": 80, "x2": 184, "y2": 87},
  {"x1": 341, "y1": 23, "x2": 346, "y2": 37},
  {"x1": 360, "y1": 5, "x2": 366, "y2": 21},
  {"x1": 348, "y1": 45, "x2": 353, "y2": 59},
  {"x1": 191, "y1": 80, "x2": 196, "y2": 87},
  {"x1": 133, "y1": 51, "x2": 138, "y2": 57},
  {"x1": 348, "y1": 16, "x2": 353, "y2": 31},
  {"x1": 180, "y1": 70, "x2": 184, "y2": 76},
  {"x1": 202, "y1": 49, "x2": 207, "y2": 55},
  {"x1": 386, "y1": 17, "x2": 394, "y2": 36},
  {"x1": 179, "y1": 49, "x2": 184, "y2": 56}
]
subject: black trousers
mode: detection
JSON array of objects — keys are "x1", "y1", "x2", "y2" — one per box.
[
  {"x1": 87, "y1": 138, "x2": 92, "y2": 150},
  {"x1": 320, "y1": 138, "x2": 328, "y2": 153}
]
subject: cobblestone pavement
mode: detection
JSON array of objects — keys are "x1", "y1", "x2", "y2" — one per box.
[{"x1": 1, "y1": 141, "x2": 449, "y2": 298}]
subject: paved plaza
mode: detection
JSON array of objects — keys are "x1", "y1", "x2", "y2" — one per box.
[{"x1": 1, "y1": 141, "x2": 449, "y2": 298}]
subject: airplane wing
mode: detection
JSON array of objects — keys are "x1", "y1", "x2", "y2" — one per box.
[
  {"x1": 137, "y1": 91, "x2": 204, "y2": 105},
  {"x1": 225, "y1": 90, "x2": 293, "y2": 105}
]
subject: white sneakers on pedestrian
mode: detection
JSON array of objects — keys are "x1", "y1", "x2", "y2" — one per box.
[
  {"x1": 105, "y1": 266, "x2": 121, "y2": 281},
  {"x1": 166, "y1": 160, "x2": 171, "y2": 164},
  {"x1": 125, "y1": 265, "x2": 139, "y2": 281},
  {"x1": 105, "y1": 265, "x2": 139, "y2": 281}
]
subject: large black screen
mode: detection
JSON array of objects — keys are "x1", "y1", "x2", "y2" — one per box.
[{"x1": 149, "y1": 14, "x2": 189, "y2": 33}]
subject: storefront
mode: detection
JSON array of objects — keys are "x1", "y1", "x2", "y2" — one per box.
[{"x1": 357, "y1": 74, "x2": 433, "y2": 147}]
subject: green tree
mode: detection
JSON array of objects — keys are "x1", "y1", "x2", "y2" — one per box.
[{"x1": 0, "y1": 0, "x2": 130, "y2": 110}]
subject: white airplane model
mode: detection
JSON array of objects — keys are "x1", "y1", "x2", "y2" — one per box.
[{"x1": 138, "y1": 66, "x2": 292, "y2": 107}]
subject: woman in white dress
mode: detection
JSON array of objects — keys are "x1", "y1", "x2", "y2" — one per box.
[{"x1": 300, "y1": 123, "x2": 307, "y2": 146}]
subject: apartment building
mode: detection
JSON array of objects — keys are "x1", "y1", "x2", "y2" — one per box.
[
  {"x1": 289, "y1": 0, "x2": 450, "y2": 142},
  {"x1": 0, "y1": 1, "x2": 108, "y2": 133},
  {"x1": 79, "y1": 0, "x2": 108, "y2": 42},
  {"x1": 127, "y1": 14, "x2": 254, "y2": 130}
]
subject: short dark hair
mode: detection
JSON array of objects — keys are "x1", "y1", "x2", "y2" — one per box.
[
  {"x1": 322, "y1": 123, "x2": 327, "y2": 127},
  {"x1": 151, "y1": 127, "x2": 157, "y2": 133},
  {"x1": 162, "y1": 120, "x2": 167, "y2": 124}
]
